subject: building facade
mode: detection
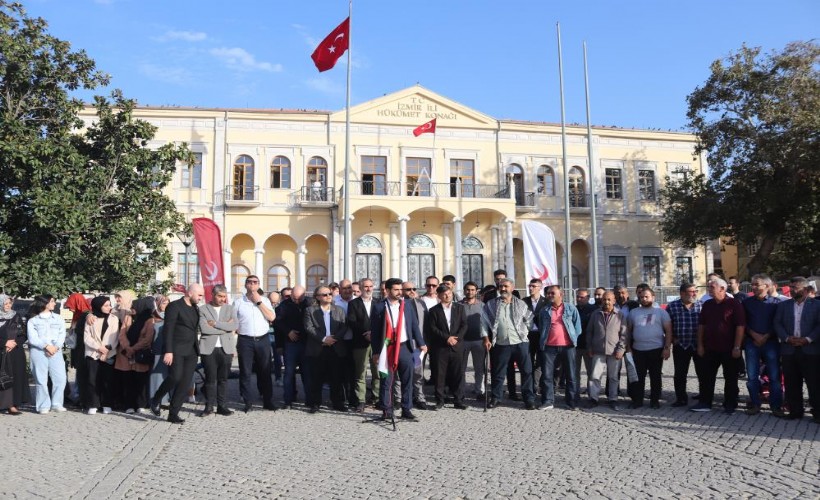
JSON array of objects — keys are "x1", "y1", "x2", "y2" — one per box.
[{"x1": 84, "y1": 86, "x2": 709, "y2": 295}]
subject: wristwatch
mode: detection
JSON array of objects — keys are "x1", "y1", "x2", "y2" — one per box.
[{"x1": 256, "y1": 301, "x2": 263, "y2": 307}]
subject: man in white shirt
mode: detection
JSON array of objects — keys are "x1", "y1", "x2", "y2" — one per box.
[{"x1": 234, "y1": 275, "x2": 276, "y2": 412}]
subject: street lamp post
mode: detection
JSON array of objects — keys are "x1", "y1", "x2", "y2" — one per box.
[{"x1": 177, "y1": 224, "x2": 194, "y2": 290}]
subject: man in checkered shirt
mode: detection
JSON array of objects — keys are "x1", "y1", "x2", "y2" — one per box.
[{"x1": 666, "y1": 283, "x2": 702, "y2": 407}]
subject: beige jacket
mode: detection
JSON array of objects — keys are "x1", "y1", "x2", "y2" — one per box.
[{"x1": 84, "y1": 315, "x2": 120, "y2": 361}]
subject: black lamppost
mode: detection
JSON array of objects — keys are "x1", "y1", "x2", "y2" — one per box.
[{"x1": 177, "y1": 224, "x2": 194, "y2": 289}]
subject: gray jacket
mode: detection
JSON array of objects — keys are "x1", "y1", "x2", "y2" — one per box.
[
  {"x1": 587, "y1": 309, "x2": 628, "y2": 356},
  {"x1": 198, "y1": 303, "x2": 238, "y2": 355},
  {"x1": 481, "y1": 296, "x2": 533, "y2": 345}
]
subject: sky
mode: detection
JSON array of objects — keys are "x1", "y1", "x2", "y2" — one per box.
[{"x1": 23, "y1": 0, "x2": 820, "y2": 131}]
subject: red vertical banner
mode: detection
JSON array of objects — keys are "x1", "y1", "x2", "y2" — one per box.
[{"x1": 192, "y1": 217, "x2": 224, "y2": 302}]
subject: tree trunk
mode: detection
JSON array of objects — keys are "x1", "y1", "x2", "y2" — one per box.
[{"x1": 746, "y1": 234, "x2": 778, "y2": 276}]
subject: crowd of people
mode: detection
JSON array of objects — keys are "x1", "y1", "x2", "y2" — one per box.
[{"x1": 0, "y1": 271, "x2": 817, "y2": 425}]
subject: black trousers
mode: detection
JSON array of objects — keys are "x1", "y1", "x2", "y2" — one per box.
[
  {"x1": 782, "y1": 350, "x2": 820, "y2": 417},
  {"x1": 85, "y1": 358, "x2": 114, "y2": 409},
  {"x1": 237, "y1": 335, "x2": 273, "y2": 406},
  {"x1": 434, "y1": 346, "x2": 465, "y2": 404},
  {"x1": 202, "y1": 347, "x2": 231, "y2": 409},
  {"x1": 121, "y1": 370, "x2": 148, "y2": 410},
  {"x1": 672, "y1": 345, "x2": 701, "y2": 403},
  {"x1": 309, "y1": 348, "x2": 345, "y2": 408},
  {"x1": 153, "y1": 353, "x2": 198, "y2": 417},
  {"x1": 341, "y1": 340, "x2": 356, "y2": 406},
  {"x1": 698, "y1": 349, "x2": 740, "y2": 409},
  {"x1": 630, "y1": 348, "x2": 663, "y2": 405},
  {"x1": 379, "y1": 342, "x2": 414, "y2": 413}
]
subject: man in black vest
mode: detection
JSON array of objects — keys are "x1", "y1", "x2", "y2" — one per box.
[{"x1": 150, "y1": 284, "x2": 204, "y2": 424}]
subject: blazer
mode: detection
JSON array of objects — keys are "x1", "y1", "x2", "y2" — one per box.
[
  {"x1": 84, "y1": 314, "x2": 120, "y2": 361},
  {"x1": 163, "y1": 297, "x2": 200, "y2": 357},
  {"x1": 347, "y1": 296, "x2": 375, "y2": 349},
  {"x1": 773, "y1": 297, "x2": 820, "y2": 355},
  {"x1": 587, "y1": 309, "x2": 628, "y2": 356},
  {"x1": 198, "y1": 303, "x2": 238, "y2": 356},
  {"x1": 304, "y1": 304, "x2": 350, "y2": 358},
  {"x1": 523, "y1": 295, "x2": 549, "y2": 333},
  {"x1": 425, "y1": 302, "x2": 468, "y2": 351},
  {"x1": 371, "y1": 298, "x2": 425, "y2": 355}
]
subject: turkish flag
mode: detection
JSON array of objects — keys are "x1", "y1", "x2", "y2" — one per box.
[
  {"x1": 192, "y1": 217, "x2": 225, "y2": 302},
  {"x1": 413, "y1": 118, "x2": 437, "y2": 137},
  {"x1": 311, "y1": 17, "x2": 350, "y2": 72}
]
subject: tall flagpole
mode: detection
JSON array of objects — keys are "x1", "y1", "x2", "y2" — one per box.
[
  {"x1": 583, "y1": 41, "x2": 599, "y2": 288},
  {"x1": 343, "y1": 0, "x2": 353, "y2": 280},
  {"x1": 557, "y1": 23, "x2": 572, "y2": 292}
]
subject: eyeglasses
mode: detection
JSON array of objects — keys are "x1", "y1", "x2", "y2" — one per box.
[
  {"x1": 246, "y1": 280, "x2": 259, "y2": 284},
  {"x1": 528, "y1": 284, "x2": 540, "y2": 287},
  {"x1": 316, "y1": 293, "x2": 331, "y2": 297},
  {"x1": 425, "y1": 283, "x2": 437, "y2": 287},
  {"x1": 403, "y1": 288, "x2": 417, "y2": 292}
]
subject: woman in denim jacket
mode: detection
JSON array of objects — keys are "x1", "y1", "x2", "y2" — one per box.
[{"x1": 26, "y1": 295, "x2": 67, "y2": 413}]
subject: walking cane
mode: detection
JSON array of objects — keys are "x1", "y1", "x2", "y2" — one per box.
[{"x1": 483, "y1": 344, "x2": 490, "y2": 412}]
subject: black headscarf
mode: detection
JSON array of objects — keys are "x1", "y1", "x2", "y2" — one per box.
[
  {"x1": 127, "y1": 296, "x2": 156, "y2": 345},
  {"x1": 90, "y1": 296, "x2": 111, "y2": 337}
]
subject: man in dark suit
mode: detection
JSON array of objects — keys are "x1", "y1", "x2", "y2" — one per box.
[
  {"x1": 150, "y1": 284, "x2": 204, "y2": 424},
  {"x1": 371, "y1": 278, "x2": 427, "y2": 421},
  {"x1": 773, "y1": 276, "x2": 820, "y2": 422},
  {"x1": 304, "y1": 285, "x2": 350, "y2": 413},
  {"x1": 522, "y1": 278, "x2": 549, "y2": 397},
  {"x1": 347, "y1": 278, "x2": 378, "y2": 412},
  {"x1": 198, "y1": 284, "x2": 236, "y2": 417},
  {"x1": 426, "y1": 284, "x2": 468, "y2": 409}
]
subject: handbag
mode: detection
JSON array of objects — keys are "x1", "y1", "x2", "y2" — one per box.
[
  {"x1": 0, "y1": 351, "x2": 14, "y2": 391},
  {"x1": 134, "y1": 348, "x2": 153, "y2": 365},
  {"x1": 64, "y1": 328, "x2": 77, "y2": 350}
]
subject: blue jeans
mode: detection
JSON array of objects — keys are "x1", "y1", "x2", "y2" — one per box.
[
  {"x1": 489, "y1": 342, "x2": 534, "y2": 404},
  {"x1": 283, "y1": 341, "x2": 310, "y2": 405},
  {"x1": 745, "y1": 340, "x2": 782, "y2": 409},
  {"x1": 30, "y1": 347, "x2": 66, "y2": 412},
  {"x1": 538, "y1": 346, "x2": 578, "y2": 407}
]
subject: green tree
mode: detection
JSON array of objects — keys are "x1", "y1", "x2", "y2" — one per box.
[
  {"x1": 661, "y1": 41, "x2": 820, "y2": 277},
  {"x1": 0, "y1": 2, "x2": 190, "y2": 296}
]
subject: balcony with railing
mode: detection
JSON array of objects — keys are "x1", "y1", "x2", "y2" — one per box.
[
  {"x1": 515, "y1": 191, "x2": 536, "y2": 208},
  {"x1": 346, "y1": 180, "x2": 510, "y2": 200},
  {"x1": 297, "y1": 185, "x2": 336, "y2": 206},
  {"x1": 224, "y1": 185, "x2": 261, "y2": 207}
]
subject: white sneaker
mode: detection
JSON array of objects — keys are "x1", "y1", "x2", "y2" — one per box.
[
  {"x1": 51, "y1": 407, "x2": 67, "y2": 412},
  {"x1": 102, "y1": 407, "x2": 112, "y2": 414},
  {"x1": 87, "y1": 408, "x2": 97, "y2": 415},
  {"x1": 38, "y1": 409, "x2": 50, "y2": 414},
  {"x1": 188, "y1": 396, "x2": 197, "y2": 404},
  {"x1": 540, "y1": 404, "x2": 554, "y2": 410},
  {"x1": 136, "y1": 408, "x2": 149, "y2": 415},
  {"x1": 125, "y1": 408, "x2": 135, "y2": 414}
]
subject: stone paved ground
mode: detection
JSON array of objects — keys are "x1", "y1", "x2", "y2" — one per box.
[{"x1": 1, "y1": 358, "x2": 817, "y2": 499}]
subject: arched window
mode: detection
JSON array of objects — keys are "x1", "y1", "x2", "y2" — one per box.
[
  {"x1": 568, "y1": 166, "x2": 586, "y2": 207},
  {"x1": 408, "y1": 234, "x2": 435, "y2": 248},
  {"x1": 537, "y1": 165, "x2": 555, "y2": 196},
  {"x1": 307, "y1": 156, "x2": 328, "y2": 187},
  {"x1": 356, "y1": 235, "x2": 382, "y2": 248},
  {"x1": 233, "y1": 155, "x2": 255, "y2": 200},
  {"x1": 306, "y1": 264, "x2": 328, "y2": 293},
  {"x1": 231, "y1": 264, "x2": 250, "y2": 294},
  {"x1": 270, "y1": 156, "x2": 291, "y2": 189},
  {"x1": 462, "y1": 236, "x2": 483, "y2": 250},
  {"x1": 461, "y1": 236, "x2": 484, "y2": 287},
  {"x1": 267, "y1": 265, "x2": 291, "y2": 292}
]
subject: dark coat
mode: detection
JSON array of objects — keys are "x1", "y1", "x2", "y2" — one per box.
[{"x1": 425, "y1": 302, "x2": 468, "y2": 352}]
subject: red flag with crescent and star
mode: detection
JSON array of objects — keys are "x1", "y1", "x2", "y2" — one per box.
[
  {"x1": 192, "y1": 217, "x2": 225, "y2": 302},
  {"x1": 311, "y1": 17, "x2": 350, "y2": 72},
  {"x1": 413, "y1": 118, "x2": 437, "y2": 137}
]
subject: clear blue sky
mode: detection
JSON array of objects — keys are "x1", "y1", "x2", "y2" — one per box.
[{"x1": 26, "y1": 0, "x2": 819, "y2": 131}]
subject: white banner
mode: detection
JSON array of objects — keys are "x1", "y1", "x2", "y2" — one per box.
[{"x1": 521, "y1": 220, "x2": 558, "y2": 286}]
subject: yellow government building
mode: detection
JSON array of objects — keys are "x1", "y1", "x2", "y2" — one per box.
[{"x1": 89, "y1": 86, "x2": 712, "y2": 295}]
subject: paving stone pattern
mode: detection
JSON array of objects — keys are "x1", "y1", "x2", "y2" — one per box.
[{"x1": 0, "y1": 359, "x2": 817, "y2": 499}]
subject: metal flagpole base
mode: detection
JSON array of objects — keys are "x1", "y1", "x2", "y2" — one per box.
[{"x1": 360, "y1": 369, "x2": 398, "y2": 432}]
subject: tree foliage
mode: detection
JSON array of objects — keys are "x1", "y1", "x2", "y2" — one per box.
[
  {"x1": 661, "y1": 41, "x2": 820, "y2": 277},
  {"x1": 0, "y1": 2, "x2": 189, "y2": 296}
]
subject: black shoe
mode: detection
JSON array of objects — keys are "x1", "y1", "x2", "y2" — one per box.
[
  {"x1": 692, "y1": 394, "x2": 701, "y2": 400},
  {"x1": 379, "y1": 411, "x2": 393, "y2": 421},
  {"x1": 308, "y1": 405, "x2": 319, "y2": 414},
  {"x1": 198, "y1": 407, "x2": 214, "y2": 417},
  {"x1": 723, "y1": 407, "x2": 736, "y2": 415},
  {"x1": 588, "y1": 399, "x2": 599, "y2": 408},
  {"x1": 476, "y1": 393, "x2": 486, "y2": 401},
  {"x1": 650, "y1": 401, "x2": 661, "y2": 409},
  {"x1": 525, "y1": 402, "x2": 536, "y2": 410},
  {"x1": 243, "y1": 403, "x2": 252, "y2": 414},
  {"x1": 355, "y1": 404, "x2": 365, "y2": 413},
  {"x1": 487, "y1": 399, "x2": 498, "y2": 409},
  {"x1": 216, "y1": 406, "x2": 234, "y2": 416},
  {"x1": 454, "y1": 402, "x2": 468, "y2": 410},
  {"x1": 671, "y1": 400, "x2": 688, "y2": 407},
  {"x1": 333, "y1": 405, "x2": 349, "y2": 413},
  {"x1": 509, "y1": 393, "x2": 521, "y2": 401},
  {"x1": 263, "y1": 403, "x2": 278, "y2": 411},
  {"x1": 167, "y1": 414, "x2": 185, "y2": 424},
  {"x1": 374, "y1": 401, "x2": 385, "y2": 411},
  {"x1": 784, "y1": 413, "x2": 804, "y2": 420},
  {"x1": 400, "y1": 409, "x2": 418, "y2": 421},
  {"x1": 628, "y1": 402, "x2": 643, "y2": 409},
  {"x1": 149, "y1": 399, "x2": 161, "y2": 417},
  {"x1": 413, "y1": 401, "x2": 428, "y2": 411}
]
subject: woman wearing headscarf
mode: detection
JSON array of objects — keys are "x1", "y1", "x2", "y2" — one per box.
[
  {"x1": 83, "y1": 296, "x2": 120, "y2": 415},
  {"x1": 26, "y1": 295, "x2": 67, "y2": 414},
  {"x1": 65, "y1": 292, "x2": 92, "y2": 406},
  {"x1": 148, "y1": 295, "x2": 170, "y2": 405},
  {"x1": 0, "y1": 294, "x2": 27, "y2": 415},
  {"x1": 115, "y1": 295, "x2": 155, "y2": 413}
]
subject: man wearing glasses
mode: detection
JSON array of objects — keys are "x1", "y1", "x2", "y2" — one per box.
[
  {"x1": 402, "y1": 282, "x2": 430, "y2": 410},
  {"x1": 522, "y1": 279, "x2": 548, "y2": 398},
  {"x1": 235, "y1": 275, "x2": 277, "y2": 413}
]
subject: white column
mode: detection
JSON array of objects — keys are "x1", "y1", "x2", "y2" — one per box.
[
  {"x1": 254, "y1": 248, "x2": 265, "y2": 282},
  {"x1": 442, "y1": 223, "x2": 452, "y2": 276},
  {"x1": 505, "y1": 218, "x2": 514, "y2": 278},
  {"x1": 343, "y1": 215, "x2": 355, "y2": 280},
  {"x1": 453, "y1": 217, "x2": 464, "y2": 288},
  {"x1": 399, "y1": 216, "x2": 409, "y2": 281},
  {"x1": 491, "y1": 226, "x2": 500, "y2": 271},
  {"x1": 389, "y1": 222, "x2": 400, "y2": 278},
  {"x1": 223, "y1": 249, "x2": 232, "y2": 294},
  {"x1": 588, "y1": 249, "x2": 595, "y2": 289},
  {"x1": 327, "y1": 250, "x2": 333, "y2": 284},
  {"x1": 331, "y1": 210, "x2": 340, "y2": 282},
  {"x1": 297, "y1": 246, "x2": 307, "y2": 287}
]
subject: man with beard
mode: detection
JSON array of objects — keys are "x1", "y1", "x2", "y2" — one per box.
[
  {"x1": 347, "y1": 278, "x2": 379, "y2": 411},
  {"x1": 234, "y1": 275, "x2": 277, "y2": 413},
  {"x1": 666, "y1": 283, "x2": 702, "y2": 407},
  {"x1": 426, "y1": 284, "x2": 467, "y2": 409},
  {"x1": 402, "y1": 281, "x2": 429, "y2": 410},
  {"x1": 198, "y1": 284, "x2": 236, "y2": 417},
  {"x1": 275, "y1": 285, "x2": 313, "y2": 409}
]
